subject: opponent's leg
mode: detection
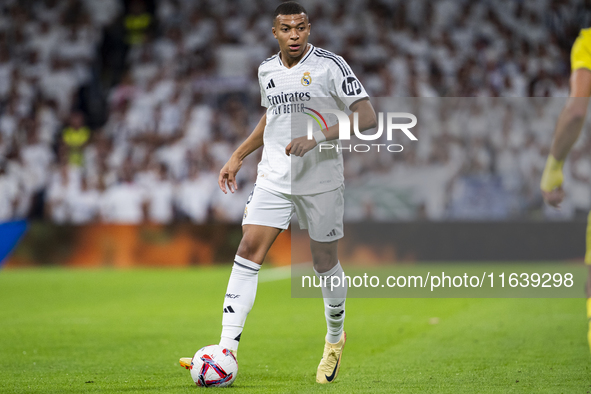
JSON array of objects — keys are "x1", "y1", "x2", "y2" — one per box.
[
  {"x1": 220, "y1": 224, "x2": 281, "y2": 354},
  {"x1": 311, "y1": 239, "x2": 347, "y2": 383},
  {"x1": 587, "y1": 270, "x2": 591, "y2": 354},
  {"x1": 585, "y1": 211, "x2": 591, "y2": 353}
]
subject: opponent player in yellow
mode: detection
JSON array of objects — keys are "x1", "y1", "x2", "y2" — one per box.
[{"x1": 540, "y1": 27, "x2": 591, "y2": 351}]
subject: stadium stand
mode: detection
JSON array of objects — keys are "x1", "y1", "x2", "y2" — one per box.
[{"x1": 0, "y1": 0, "x2": 589, "y2": 223}]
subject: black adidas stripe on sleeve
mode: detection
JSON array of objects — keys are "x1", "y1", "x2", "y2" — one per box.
[
  {"x1": 313, "y1": 49, "x2": 351, "y2": 77},
  {"x1": 260, "y1": 54, "x2": 278, "y2": 66}
]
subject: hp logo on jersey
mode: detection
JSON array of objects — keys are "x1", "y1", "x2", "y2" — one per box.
[{"x1": 342, "y1": 77, "x2": 362, "y2": 96}]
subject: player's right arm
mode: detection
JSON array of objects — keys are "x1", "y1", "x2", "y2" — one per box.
[
  {"x1": 219, "y1": 113, "x2": 266, "y2": 194},
  {"x1": 541, "y1": 68, "x2": 591, "y2": 207}
]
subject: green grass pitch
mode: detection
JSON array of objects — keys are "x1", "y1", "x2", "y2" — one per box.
[{"x1": 1, "y1": 266, "x2": 590, "y2": 393}]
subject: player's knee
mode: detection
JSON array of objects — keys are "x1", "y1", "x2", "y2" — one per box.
[
  {"x1": 312, "y1": 248, "x2": 337, "y2": 273},
  {"x1": 311, "y1": 240, "x2": 338, "y2": 272},
  {"x1": 236, "y1": 239, "x2": 261, "y2": 263},
  {"x1": 236, "y1": 232, "x2": 268, "y2": 264}
]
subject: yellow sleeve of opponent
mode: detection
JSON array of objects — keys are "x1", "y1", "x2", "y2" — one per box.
[
  {"x1": 571, "y1": 28, "x2": 591, "y2": 72},
  {"x1": 540, "y1": 155, "x2": 564, "y2": 192}
]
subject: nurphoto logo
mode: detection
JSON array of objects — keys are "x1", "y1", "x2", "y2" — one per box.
[{"x1": 305, "y1": 108, "x2": 418, "y2": 153}]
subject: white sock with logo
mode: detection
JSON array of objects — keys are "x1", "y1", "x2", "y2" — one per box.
[
  {"x1": 219, "y1": 255, "x2": 260, "y2": 352},
  {"x1": 314, "y1": 261, "x2": 347, "y2": 344}
]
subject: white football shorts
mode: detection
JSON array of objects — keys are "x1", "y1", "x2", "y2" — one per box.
[{"x1": 242, "y1": 184, "x2": 344, "y2": 242}]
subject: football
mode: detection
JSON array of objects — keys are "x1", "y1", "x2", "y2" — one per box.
[{"x1": 189, "y1": 345, "x2": 238, "y2": 387}]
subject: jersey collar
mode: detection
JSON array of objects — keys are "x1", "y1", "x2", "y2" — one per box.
[{"x1": 277, "y1": 44, "x2": 315, "y2": 69}]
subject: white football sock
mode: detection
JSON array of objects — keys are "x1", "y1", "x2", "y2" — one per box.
[
  {"x1": 314, "y1": 261, "x2": 347, "y2": 344},
  {"x1": 219, "y1": 255, "x2": 260, "y2": 352}
]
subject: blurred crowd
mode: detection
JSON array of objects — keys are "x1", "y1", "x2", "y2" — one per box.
[
  {"x1": 0, "y1": 0, "x2": 590, "y2": 224},
  {"x1": 344, "y1": 97, "x2": 591, "y2": 221}
]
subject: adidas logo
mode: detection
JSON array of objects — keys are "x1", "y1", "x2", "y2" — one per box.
[
  {"x1": 266, "y1": 79, "x2": 276, "y2": 89},
  {"x1": 223, "y1": 306, "x2": 235, "y2": 313},
  {"x1": 330, "y1": 310, "x2": 344, "y2": 318},
  {"x1": 326, "y1": 229, "x2": 336, "y2": 237}
]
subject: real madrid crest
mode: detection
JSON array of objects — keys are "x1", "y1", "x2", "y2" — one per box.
[{"x1": 301, "y1": 71, "x2": 312, "y2": 86}]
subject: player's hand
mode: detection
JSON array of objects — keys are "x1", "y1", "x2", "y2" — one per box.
[
  {"x1": 542, "y1": 187, "x2": 565, "y2": 208},
  {"x1": 219, "y1": 155, "x2": 242, "y2": 194},
  {"x1": 285, "y1": 136, "x2": 317, "y2": 157},
  {"x1": 540, "y1": 154, "x2": 565, "y2": 208}
]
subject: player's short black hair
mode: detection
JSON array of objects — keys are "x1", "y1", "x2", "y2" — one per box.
[{"x1": 273, "y1": 1, "x2": 308, "y2": 20}]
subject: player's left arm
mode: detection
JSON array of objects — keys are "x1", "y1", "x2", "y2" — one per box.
[
  {"x1": 541, "y1": 68, "x2": 591, "y2": 207},
  {"x1": 550, "y1": 69, "x2": 591, "y2": 160},
  {"x1": 285, "y1": 98, "x2": 377, "y2": 157}
]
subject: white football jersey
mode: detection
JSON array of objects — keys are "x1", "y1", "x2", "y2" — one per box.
[{"x1": 256, "y1": 44, "x2": 369, "y2": 195}]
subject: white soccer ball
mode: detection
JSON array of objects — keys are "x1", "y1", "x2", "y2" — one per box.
[{"x1": 190, "y1": 345, "x2": 238, "y2": 387}]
